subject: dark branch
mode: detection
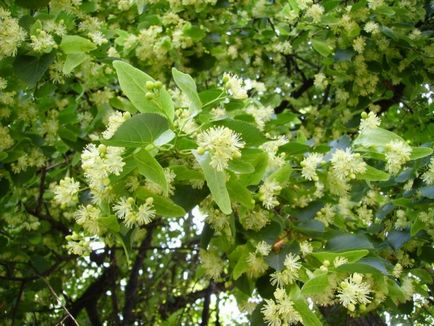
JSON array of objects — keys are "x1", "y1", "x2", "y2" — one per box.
[
  {"x1": 11, "y1": 281, "x2": 25, "y2": 326},
  {"x1": 274, "y1": 78, "x2": 314, "y2": 114},
  {"x1": 159, "y1": 282, "x2": 226, "y2": 319},
  {"x1": 85, "y1": 300, "x2": 102, "y2": 326},
  {"x1": 200, "y1": 286, "x2": 211, "y2": 326},
  {"x1": 122, "y1": 222, "x2": 158, "y2": 325},
  {"x1": 373, "y1": 82, "x2": 405, "y2": 114},
  {"x1": 64, "y1": 265, "x2": 116, "y2": 326}
]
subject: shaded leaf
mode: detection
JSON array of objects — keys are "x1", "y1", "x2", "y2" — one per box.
[
  {"x1": 193, "y1": 151, "x2": 232, "y2": 214},
  {"x1": 103, "y1": 113, "x2": 169, "y2": 147},
  {"x1": 134, "y1": 149, "x2": 168, "y2": 195}
]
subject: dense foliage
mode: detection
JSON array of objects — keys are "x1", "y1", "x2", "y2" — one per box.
[{"x1": 0, "y1": 0, "x2": 433, "y2": 325}]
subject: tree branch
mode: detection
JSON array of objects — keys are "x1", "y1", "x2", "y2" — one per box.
[
  {"x1": 274, "y1": 78, "x2": 314, "y2": 114},
  {"x1": 159, "y1": 282, "x2": 226, "y2": 319},
  {"x1": 64, "y1": 265, "x2": 116, "y2": 326},
  {"x1": 122, "y1": 222, "x2": 158, "y2": 325},
  {"x1": 200, "y1": 286, "x2": 211, "y2": 326}
]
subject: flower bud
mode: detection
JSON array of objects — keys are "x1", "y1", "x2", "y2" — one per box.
[{"x1": 145, "y1": 81, "x2": 154, "y2": 90}]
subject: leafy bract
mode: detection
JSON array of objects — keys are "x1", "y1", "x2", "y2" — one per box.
[
  {"x1": 103, "y1": 113, "x2": 169, "y2": 147},
  {"x1": 193, "y1": 151, "x2": 232, "y2": 214},
  {"x1": 113, "y1": 61, "x2": 174, "y2": 121}
]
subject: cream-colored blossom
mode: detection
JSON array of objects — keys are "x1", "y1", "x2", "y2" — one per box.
[
  {"x1": 330, "y1": 148, "x2": 367, "y2": 181},
  {"x1": 384, "y1": 140, "x2": 412, "y2": 175},
  {"x1": 299, "y1": 241, "x2": 313, "y2": 256},
  {"x1": 359, "y1": 111, "x2": 380, "y2": 132},
  {"x1": 256, "y1": 241, "x2": 272, "y2": 256},
  {"x1": 200, "y1": 249, "x2": 224, "y2": 280},
  {"x1": 306, "y1": 4, "x2": 324, "y2": 23},
  {"x1": 247, "y1": 252, "x2": 268, "y2": 278},
  {"x1": 102, "y1": 111, "x2": 131, "y2": 139},
  {"x1": 259, "y1": 180, "x2": 282, "y2": 209},
  {"x1": 223, "y1": 73, "x2": 248, "y2": 99},
  {"x1": 53, "y1": 177, "x2": 80, "y2": 207},
  {"x1": 246, "y1": 105, "x2": 274, "y2": 130},
  {"x1": 301, "y1": 153, "x2": 323, "y2": 181},
  {"x1": 337, "y1": 273, "x2": 372, "y2": 311},
  {"x1": 422, "y1": 157, "x2": 434, "y2": 184},
  {"x1": 197, "y1": 126, "x2": 245, "y2": 171}
]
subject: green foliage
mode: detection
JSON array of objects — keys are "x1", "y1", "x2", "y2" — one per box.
[{"x1": 0, "y1": 0, "x2": 433, "y2": 325}]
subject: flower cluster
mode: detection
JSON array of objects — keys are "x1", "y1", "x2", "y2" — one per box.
[
  {"x1": 75, "y1": 204, "x2": 102, "y2": 234},
  {"x1": 270, "y1": 253, "x2": 301, "y2": 288},
  {"x1": 245, "y1": 105, "x2": 274, "y2": 130},
  {"x1": 359, "y1": 111, "x2": 380, "y2": 132},
  {"x1": 222, "y1": 73, "x2": 248, "y2": 99},
  {"x1": 261, "y1": 288, "x2": 302, "y2": 326},
  {"x1": 337, "y1": 273, "x2": 372, "y2": 311},
  {"x1": 81, "y1": 144, "x2": 125, "y2": 203},
  {"x1": 301, "y1": 153, "x2": 323, "y2": 181},
  {"x1": 102, "y1": 111, "x2": 131, "y2": 139},
  {"x1": 196, "y1": 126, "x2": 245, "y2": 171},
  {"x1": 384, "y1": 140, "x2": 412, "y2": 175},
  {"x1": 422, "y1": 157, "x2": 434, "y2": 184},
  {"x1": 330, "y1": 148, "x2": 367, "y2": 181},
  {"x1": 52, "y1": 177, "x2": 80, "y2": 208},
  {"x1": 259, "y1": 180, "x2": 282, "y2": 209},
  {"x1": 200, "y1": 249, "x2": 224, "y2": 280},
  {"x1": 0, "y1": 9, "x2": 26, "y2": 59},
  {"x1": 113, "y1": 197, "x2": 156, "y2": 228}
]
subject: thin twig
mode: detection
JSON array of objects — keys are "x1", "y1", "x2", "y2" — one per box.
[
  {"x1": 11, "y1": 281, "x2": 25, "y2": 326},
  {"x1": 39, "y1": 276, "x2": 80, "y2": 326}
]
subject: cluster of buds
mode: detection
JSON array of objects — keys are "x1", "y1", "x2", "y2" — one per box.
[{"x1": 145, "y1": 80, "x2": 163, "y2": 100}]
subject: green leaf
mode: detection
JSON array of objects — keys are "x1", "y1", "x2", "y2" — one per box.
[
  {"x1": 193, "y1": 151, "x2": 232, "y2": 214},
  {"x1": 279, "y1": 142, "x2": 310, "y2": 155},
  {"x1": 0, "y1": 152, "x2": 8, "y2": 162},
  {"x1": 410, "y1": 147, "x2": 433, "y2": 160},
  {"x1": 60, "y1": 35, "x2": 96, "y2": 54},
  {"x1": 227, "y1": 178, "x2": 254, "y2": 209},
  {"x1": 238, "y1": 150, "x2": 269, "y2": 186},
  {"x1": 63, "y1": 53, "x2": 88, "y2": 75},
  {"x1": 172, "y1": 68, "x2": 202, "y2": 115},
  {"x1": 227, "y1": 159, "x2": 255, "y2": 174},
  {"x1": 136, "y1": 188, "x2": 186, "y2": 217},
  {"x1": 334, "y1": 49, "x2": 355, "y2": 61},
  {"x1": 312, "y1": 39, "x2": 333, "y2": 57},
  {"x1": 98, "y1": 215, "x2": 121, "y2": 232},
  {"x1": 154, "y1": 129, "x2": 176, "y2": 147},
  {"x1": 354, "y1": 127, "x2": 403, "y2": 149},
  {"x1": 134, "y1": 149, "x2": 168, "y2": 195},
  {"x1": 311, "y1": 249, "x2": 369, "y2": 264},
  {"x1": 103, "y1": 113, "x2": 169, "y2": 147},
  {"x1": 232, "y1": 248, "x2": 251, "y2": 280},
  {"x1": 411, "y1": 217, "x2": 424, "y2": 236},
  {"x1": 171, "y1": 165, "x2": 203, "y2": 181},
  {"x1": 301, "y1": 274, "x2": 329, "y2": 296},
  {"x1": 269, "y1": 165, "x2": 292, "y2": 184},
  {"x1": 293, "y1": 298, "x2": 322, "y2": 326},
  {"x1": 376, "y1": 5, "x2": 395, "y2": 17},
  {"x1": 264, "y1": 245, "x2": 292, "y2": 271},
  {"x1": 213, "y1": 119, "x2": 267, "y2": 146},
  {"x1": 336, "y1": 262, "x2": 384, "y2": 276},
  {"x1": 200, "y1": 223, "x2": 214, "y2": 249},
  {"x1": 387, "y1": 230, "x2": 410, "y2": 249},
  {"x1": 420, "y1": 185, "x2": 434, "y2": 199},
  {"x1": 16, "y1": 0, "x2": 50, "y2": 9},
  {"x1": 113, "y1": 61, "x2": 174, "y2": 120},
  {"x1": 14, "y1": 53, "x2": 55, "y2": 87},
  {"x1": 183, "y1": 25, "x2": 206, "y2": 41},
  {"x1": 357, "y1": 165, "x2": 390, "y2": 181},
  {"x1": 326, "y1": 234, "x2": 373, "y2": 250}
]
